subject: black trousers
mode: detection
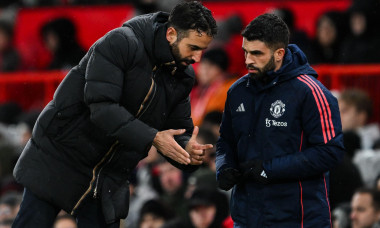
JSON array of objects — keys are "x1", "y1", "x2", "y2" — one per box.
[{"x1": 12, "y1": 188, "x2": 120, "y2": 228}]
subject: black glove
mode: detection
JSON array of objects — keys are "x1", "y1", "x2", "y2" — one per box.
[
  {"x1": 239, "y1": 160, "x2": 270, "y2": 185},
  {"x1": 217, "y1": 167, "x2": 242, "y2": 191}
]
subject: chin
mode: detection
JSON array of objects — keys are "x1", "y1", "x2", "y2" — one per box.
[{"x1": 248, "y1": 73, "x2": 258, "y2": 78}]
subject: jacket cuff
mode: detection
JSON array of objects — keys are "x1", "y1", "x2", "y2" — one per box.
[{"x1": 116, "y1": 118, "x2": 158, "y2": 152}]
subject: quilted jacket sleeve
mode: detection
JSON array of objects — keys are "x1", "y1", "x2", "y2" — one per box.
[
  {"x1": 84, "y1": 29, "x2": 158, "y2": 153},
  {"x1": 264, "y1": 78, "x2": 344, "y2": 180}
]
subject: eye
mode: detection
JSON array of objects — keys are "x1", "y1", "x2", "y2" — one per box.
[{"x1": 190, "y1": 45, "x2": 201, "y2": 51}]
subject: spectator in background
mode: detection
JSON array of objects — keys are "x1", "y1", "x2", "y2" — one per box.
[
  {"x1": 132, "y1": 0, "x2": 159, "y2": 15},
  {"x1": 350, "y1": 188, "x2": 380, "y2": 228},
  {"x1": 0, "y1": 145, "x2": 21, "y2": 196},
  {"x1": 271, "y1": 7, "x2": 312, "y2": 56},
  {"x1": 53, "y1": 214, "x2": 77, "y2": 228},
  {"x1": 190, "y1": 48, "x2": 234, "y2": 126},
  {"x1": 0, "y1": 102, "x2": 22, "y2": 126},
  {"x1": 309, "y1": 11, "x2": 347, "y2": 64},
  {"x1": 0, "y1": 1, "x2": 17, "y2": 8},
  {"x1": 0, "y1": 192, "x2": 22, "y2": 223},
  {"x1": 124, "y1": 147, "x2": 160, "y2": 228},
  {"x1": 200, "y1": 111, "x2": 222, "y2": 138},
  {"x1": 0, "y1": 219, "x2": 12, "y2": 228},
  {"x1": 353, "y1": 149, "x2": 380, "y2": 188},
  {"x1": 374, "y1": 139, "x2": 380, "y2": 150},
  {"x1": 339, "y1": 7, "x2": 380, "y2": 63},
  {"x1": 338, "y1": 89, "x2": 380, "y2": 150},
  {"x1": 339, "y1": 89, "x2": 380, "y2": 187},
  {"x1": 185, "y1": 127, "x2": 218, "y2": 199},
  {"x1": 375, "y1": 175, "x2": 380, "y2": 191},
  {"x1": 211, "y1": 14, "x2": 245, "y2": 79},
  {"x1": 213, "y1": 14, "x2": 244, "y2": 46},
  {"x1": 0, "y1": 21, "x2": 20, "y2": 72},
  {"x1": 163, "y1": 188, "x2": 229, "y2": 228},
  {"x1": 138, "y1": 199, "x2": 174, "y2": 228},
  {"x1": 156, "y1": 159, "x2": 188, "y2": 219},
  {"x1": 333, "y1": 203, "x2": 351, "y2": 228},
  {"x1": 40, "y1": 17, "x2": 86, "y2": 70},
  {"x1": 330, "y1": 131, "x2": 363, "y2": 210},
  {"x1": 195, "y1": 128, "x2": 217, "y2": 171},
  {"x1": 15, "y1": 110, "x2": 40, "y2": 148},
  {"x1": 185, "y1": 167, "x2": 217, "y2": 198}
]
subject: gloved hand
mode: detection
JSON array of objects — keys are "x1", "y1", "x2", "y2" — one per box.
[
  {"x1": 217, "y1": 167, "x2": 242, "y2": 191},
  {"x1": 239, "y1": 160, "x2": 270, "y2": 185}
]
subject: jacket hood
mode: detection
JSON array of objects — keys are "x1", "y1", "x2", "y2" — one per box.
[
  {"x1": 122, "y1": 12, "x2": 175, "y2": 66},
  {"x1": 268, "y1": 44, "x2": 317, "y2": 81}
]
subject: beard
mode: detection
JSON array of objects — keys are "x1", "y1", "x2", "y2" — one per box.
[
  {"x1": 170, "y1": 40, "x2": 195, "y2": 71},
  {"x1": 247, "y1": 55, "x2": 276, "y2": 83}
]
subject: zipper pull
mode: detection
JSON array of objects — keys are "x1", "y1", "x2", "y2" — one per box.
[{"x1": 93, "y1": 188, "x2": 98, "y2": 198}]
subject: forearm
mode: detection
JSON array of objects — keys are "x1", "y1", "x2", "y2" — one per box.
[
  {"x1": 263, "y1": 136, "x2": 344, "y2": 180},
  {"x1": 88, "y1": 102, "x2": 158, "y2": 152}
]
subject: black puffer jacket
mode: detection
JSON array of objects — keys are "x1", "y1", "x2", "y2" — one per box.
[{"x1": 13, "y1": 12, "x2": 197, "y2": 223}]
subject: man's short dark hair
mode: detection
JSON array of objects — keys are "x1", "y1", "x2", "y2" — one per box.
[
  {"x1": 354, "y1": 188, "x2": 380, "y2": 211},
  {"x1": 138, "y1": 199, "x2": 174, "y2": 224},
  {"x1": 339, "y1": 89, "x2": 373, "y2": 118},
  {"x1": 242, "y1": 13, "x2": 289, "y2": 51},
  {"x1": 168, "y1": 1, "x2": 217, "y2": 40}
]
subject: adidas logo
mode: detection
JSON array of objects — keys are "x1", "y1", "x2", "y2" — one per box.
[
  {"x1": 236, "y1": 103, "x2": 245, "y2": 112},
  {"x1": 260, "y1": 170, "x2": 267, "y2": 178}
]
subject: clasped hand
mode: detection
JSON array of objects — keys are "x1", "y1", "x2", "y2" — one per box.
[{"x1": 152, "y1": 126, "x2": 213, "y2": 165}]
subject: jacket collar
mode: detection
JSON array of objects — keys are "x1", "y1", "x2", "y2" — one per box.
[{"x1": 153, "y1": 23, "x2": 176, "y2": 66}]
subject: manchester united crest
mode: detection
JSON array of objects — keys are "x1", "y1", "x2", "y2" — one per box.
[{"x1": 270, "y1": 100, "x2": 285, "y2": 118}]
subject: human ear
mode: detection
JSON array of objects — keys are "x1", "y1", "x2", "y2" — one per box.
[
  {"x1": 166, "y1": 27, "x2": 178, "y2": 45},
  {"x1": 275, "y1": 48, "x2": 285, "y2": 62}
]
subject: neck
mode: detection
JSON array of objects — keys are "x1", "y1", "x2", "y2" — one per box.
[{"x1": 274, "y1": 60, "x2": 283, "y2": 72}]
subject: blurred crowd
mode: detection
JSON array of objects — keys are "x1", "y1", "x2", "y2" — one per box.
[{"x1": 1, "y1": 0, "x2": 380, "y2": 228}]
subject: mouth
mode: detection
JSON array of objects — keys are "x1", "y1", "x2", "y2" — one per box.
[
  {"x1": 247, "y1": 65, "x2": 259, "y2": 74},
  {"x1": 182, "y1": 59, "x2": 195, "y2": 66},
  {"x1": 247, "y1": 68, "x2": 258, "y2": 73}
]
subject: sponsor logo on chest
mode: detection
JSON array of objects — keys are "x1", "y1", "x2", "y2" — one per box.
[{"x1": 266, "y1": 100, "x2": 288, "y2": 127}]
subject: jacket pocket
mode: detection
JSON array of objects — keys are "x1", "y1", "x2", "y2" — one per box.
[
  {"x1": 263, "y1": 182, "x2": 301, "y2": 225},
  {"x1": 45, "y1": 102, "x2": 87, "y2": 140},
  {"x1": 101, "y1": 176, "x2": 130, "y2": 224}
]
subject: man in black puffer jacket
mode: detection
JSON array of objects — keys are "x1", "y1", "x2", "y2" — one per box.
[{"x1": 12, "y1": 2, "x2": 217, "y2": 228}]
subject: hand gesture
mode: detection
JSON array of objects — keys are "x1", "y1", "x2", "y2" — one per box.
[
  {"x1": 185, "y1": 126, "x2": 214, "y2": 165},
  {"x1": 152, "y1": 129, "x2": 191, "y2": 165}
]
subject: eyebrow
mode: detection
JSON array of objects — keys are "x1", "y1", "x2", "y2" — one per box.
[
  {"x1": 242, "y1": 47, "x2": 264, "y2": 55},
  {"x1": 189, "y1": 44, "x2": 207, "y2": 50}
]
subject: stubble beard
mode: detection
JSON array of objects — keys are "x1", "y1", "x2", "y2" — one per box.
[
  {"x1": 248, "y1": 55, "x2": 276, "y2": 83},
  {"x1": 170, "y1": 40, "x2": 195, "y2": 71}
]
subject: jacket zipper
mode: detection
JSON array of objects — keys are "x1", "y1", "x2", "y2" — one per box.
[
  {"x1": 70, "y1": 140, "x2": 119, "y2": 215},
  {"x1": 71, "y1": 74, "x2": 157, "y2": 215},
  {"x1": 93, "y1": 151, "x2": 116, "y2": 198},
  {"x1": 136, "y1": 81, "x2": 157, "y2": 119}
]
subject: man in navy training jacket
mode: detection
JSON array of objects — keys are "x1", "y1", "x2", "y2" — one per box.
[{"x1": 216, "y1": 13, "x2": 344, "y2": 228}]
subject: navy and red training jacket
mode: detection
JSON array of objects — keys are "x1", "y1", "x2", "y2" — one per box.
[{"x1": 216, "y1": 44, "x2": 344, "y2": 228}]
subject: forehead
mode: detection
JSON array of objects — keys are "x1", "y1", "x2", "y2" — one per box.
[
  {"x1": 352, "y1": 193, "x2": 373, "y2": 207},
  {"x1": 181, "y1": 30, "x2": 213, "y2": 48},
  {"x1": 242, "y1": 38, "x2": 270, "y2": 52}
]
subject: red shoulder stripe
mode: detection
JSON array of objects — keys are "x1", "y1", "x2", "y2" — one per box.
[{"x1": 297, "y1": 76, "x2": 327, "y2": 143}]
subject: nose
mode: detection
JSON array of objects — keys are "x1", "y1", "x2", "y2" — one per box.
[
  {"x1": 245, "y1": 53, "x2": 255, "y2": 65},
  {"x1": 350, "y1": 211, "x2": 356, "y2": 220},
  {"x1": 192, "y1": 50, "x2": 202, "y2": 63}
]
